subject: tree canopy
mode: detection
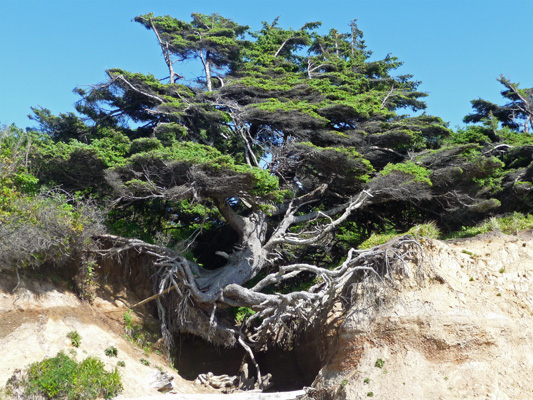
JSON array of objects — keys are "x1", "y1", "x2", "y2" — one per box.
[{"x1": 6, "y1": 12, "x2": 533, "y2": 387}]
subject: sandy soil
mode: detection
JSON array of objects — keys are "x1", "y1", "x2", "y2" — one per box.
[
  {"x1": 317, "y1": 231, "x2": 533, "y2": 399},
  {"x1": 1, "y1": 231, "x2": 533, "y2": 399},
  {"x1": 0, "y1": 271, "x2": 214, "y2": 398}
]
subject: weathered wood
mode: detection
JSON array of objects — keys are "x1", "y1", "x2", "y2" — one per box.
[{"x1": 131, "y1": 285, "x2": 177, "y2": 309}]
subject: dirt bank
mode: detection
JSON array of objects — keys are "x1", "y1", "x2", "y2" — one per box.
[{"x1": 315, "y1": 232, "x2": 533, "y2": 399}]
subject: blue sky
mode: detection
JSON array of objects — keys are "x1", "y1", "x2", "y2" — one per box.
[{"x1": 1, "y1": 0, "x2": 532, "y2": 130}]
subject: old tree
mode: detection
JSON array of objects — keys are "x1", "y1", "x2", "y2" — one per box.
[{"x1": 21, "y1": 13, "x2": 533, "y2": 384}]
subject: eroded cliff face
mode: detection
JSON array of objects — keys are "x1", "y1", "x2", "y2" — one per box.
[
  {"x1": 0, "y1": 267, "x2": 216, "y2": 399},
  {"x1": 312, "y1": 232, "x2": 533, "y2": 399},
  {"x1": 2, "y1": 232, "x2": 532, "y2": 399}
]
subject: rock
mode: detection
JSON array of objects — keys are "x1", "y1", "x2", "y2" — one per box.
[{"x1": 148, "y1": 369, "x2": 174, "y2": 392}]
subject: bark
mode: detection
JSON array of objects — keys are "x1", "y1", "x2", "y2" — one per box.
[
  {"x1": 95, "y1": 190, "x2": 425, "y2": 384},
  {"x1": 149, "y1": 17, "x2": 181, "y2": 84}
]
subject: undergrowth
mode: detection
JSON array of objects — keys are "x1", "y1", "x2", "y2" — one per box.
[
  {"x1": 444, "y1": 212, "x2": 533, "y2": 239},
  {"x1": 358, "y1": 213, "x2": 533, "y2": 249},
  {"x1": 123, "y1": 310, "x2": 159, "y2": 355},
  {"x1": 6, "y1": 351, "x2": 122, "y2": 400}
]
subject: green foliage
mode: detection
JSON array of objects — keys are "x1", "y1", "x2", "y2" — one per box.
[
  {"x1": 380, "y1": 161, "x2": 432, "y2": 186},
  {"x1": 67, "y1": 331, "x2": 81, "y2": 348},
  {"x1": 123, "y1": 310, "x2": 133, "y2": 331},
  {"x1": 104, "y1": 346, "x2": 118, "y2": 357},
  {"x1": 375, "y1": 358, "x2": 385, "y2": 368},
  {"x1": 445, "y1": 212, "x2": 533, "y2": 239},
  {"x1": 407, "y1": 222, "x2": 440, "y2": 239},
  {"x1": 229, "y1": 307, "x2": 256, "y2": 325},
  {"x1": 140, "y1": 358, "x2": 150, "y2": 366},
  {"x1": 449, "y1": 125, "x2": 492, "y2": 145},
  {"x1": 491, "y1": 212, "x2": 533, "y2": 234},
  {"x1": 22, "y1": 351, "x2": 122, "y2": 400},
  {"x1": 358, "y1": 232, "x2": 399, "y2": 249},
  {"x1": 129, "y1": 137, "x2": 163, "y2": 155},
  {"x1": 0, "y1": 190, "x2": 103, "y2": 270},
  {"x1": 75, "y1": 257, "x2": 98, "y2": 302},
  {"x1": 123, "y1": 311, "x2": 159, "y2": 353}
]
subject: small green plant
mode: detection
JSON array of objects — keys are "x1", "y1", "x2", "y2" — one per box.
[
  {"x1": 123, "y1": 311, "x2": 158, "y2": 354},
  {"x1": 76, "y1": 257, "x2": 98, "y2": 302},
  {"x1": 67, "y1": 331, "x2": 81, "y2": 348},
  {"x1": 364, "y1": 378, "x2": 370, "y2": 384},
  {"x1": 17, "y1": 351, "x2": 122, "y2": 400},
  {"x1": 104, "y1": 346, "x2": 118, "y2": 357},
  {"x1": 499, "y1": 267, "x2": 505, "y2": 273},
  {"x1": 229, "y1": 306, "x2": 256, "y2": 324},
  {"x1": 444, "y1": 376, "x2": 449, "y2": 381},
  {"x1": 359, "y1": 231, "x2": 399, "y2": 249},
  {"x1": 117, "y1": 361, "x2": 126, "y2": 368},
  {"x1": 123, "y1": 310, "x2": 133, "y2": 332},
  {"x1": 375, "y1": 358, "x2": 385, "y2": 368},
  {"x1": 469, "y1": 277, "x2": 474, "y2": 281},
  {"x1": 367, "y1": 392, "x2": 374, "y2": 397},
  {"x1": 407, "y1": 222, "x2": 440, "y2": 239},
  {"x1": 496, "y1": 292, "x2": 501, "y2": 296},
  {"x1": 340, "y1": 379, "x2": 349, "y2": 388},
  {"x1": 461, "y1": 249, "x2": 479, "y2": 258},
  {"x1": 140, "y1": 358, "x2": 150, "y2": 366}
]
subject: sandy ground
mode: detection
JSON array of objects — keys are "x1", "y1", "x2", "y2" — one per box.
[
  {"x1": 1, "y1": 231, "x2": 533, "y2": 399},
  {"x1": 0, "y1": 272, "x2": 214, "y2": 398}
]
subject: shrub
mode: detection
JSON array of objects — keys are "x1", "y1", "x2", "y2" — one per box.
[
  {"x1": 0, "y1": 190, "x2": 103, "y2": 271},
  {"x1": 359, "y1": 232, "x2": 399, "y2": 249},
  {"x1": 104, "y1": 346, "x2": 118, "y2": 357},
  {"x1": 19, "y1": 351, "x2": 122, "y2": 400},
  {"x1": 67, "y1": 331, "x2": 81, "y2": 348},
  {"x1": 445, "y1": 212, "x2": 533, "y2": 239},
  {"x1": 407, "y1": 222, "x2": 440, "y2": 239}
]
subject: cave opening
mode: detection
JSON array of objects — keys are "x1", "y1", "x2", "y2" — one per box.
[{"x1": 171, "y1": 330, "x2": 326, "y2": 391}]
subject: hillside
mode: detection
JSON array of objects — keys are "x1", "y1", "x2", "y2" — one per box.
[
  {"x1": 1, "y1": 231, "x2": 532, "y2": 399},
  {"x1": 311, "y1": 231, "x2": 533, "y2": 399},
  {"x1": 0, "y1": 267, "x2": 215, "y2": 399}
]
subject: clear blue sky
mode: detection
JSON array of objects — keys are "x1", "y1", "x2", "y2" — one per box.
[{"x1": 1, "y1": 0, "x2": 532, "y2": 130}]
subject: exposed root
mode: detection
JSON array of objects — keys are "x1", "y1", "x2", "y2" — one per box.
[{"x1": 94, "y1": 233, "x2": 427, "y2": 387}]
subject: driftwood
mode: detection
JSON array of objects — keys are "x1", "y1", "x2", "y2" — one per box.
[{"x1": 194, "y1": 364, "x2": 273, "y2": 392}]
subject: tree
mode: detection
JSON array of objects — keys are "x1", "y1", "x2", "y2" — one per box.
[
  {"x1": 135, "y1": 13, "x2": 249, "y2": 90},
  {"x1": 27, "y1": 13, "x2": 519, "y2": 386},
  {"x1": 464, "y1": 75, "x2": 533, "y2": 133}
]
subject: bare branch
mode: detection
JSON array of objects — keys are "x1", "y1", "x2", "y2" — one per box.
[
  {"x1": 149, "y1": 17, "x2": 183, "y2": 84},
  {"x1": 108, "y1": 72, "x2": 165, "y2": 104}
]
